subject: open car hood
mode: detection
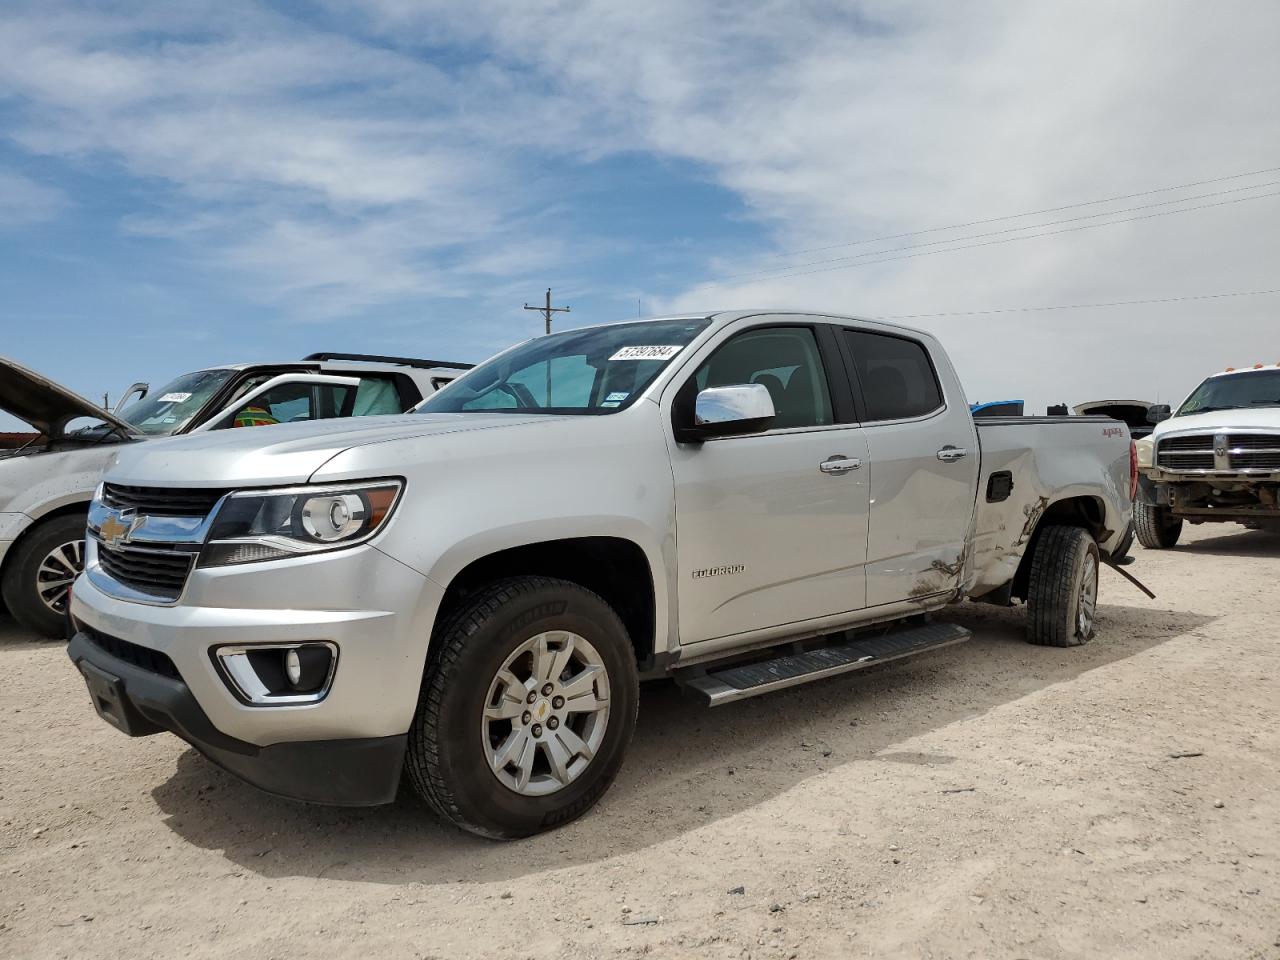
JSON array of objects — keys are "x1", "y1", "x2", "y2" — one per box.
[{"x1": 0, "y1": 354, "x2": 137, "y2": 438}]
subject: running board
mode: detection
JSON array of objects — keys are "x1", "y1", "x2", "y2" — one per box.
[{"x1": 677, "y1": 621, "x2": 972, "y2": 707}]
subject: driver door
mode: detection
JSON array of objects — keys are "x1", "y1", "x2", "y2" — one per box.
[{"x1": 666, "y1": 321, "x2": 871, "y2": 645}]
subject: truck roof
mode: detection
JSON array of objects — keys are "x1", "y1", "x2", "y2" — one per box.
[
  {"x1": 558, "y1": 310, "x2": 935, "y2": 340},
  {"x1": 1208, "y1": 363, "x2": 1280, "y2": 378}
]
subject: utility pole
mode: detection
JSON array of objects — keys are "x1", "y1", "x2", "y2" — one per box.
[
  {"x1": 524, "y1": 288, "x2": 570, "y2": 336},
  {"x1": 523, "y1": 288, "x2": 570, "y2": 405}
]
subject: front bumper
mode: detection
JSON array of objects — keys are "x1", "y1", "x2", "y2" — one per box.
[
  {"x1": 67, "y1": 542, "x2": 445, "y2": 804},
  {"x1": 67, "y1": 630, "x2": 405, "y2": 804}
]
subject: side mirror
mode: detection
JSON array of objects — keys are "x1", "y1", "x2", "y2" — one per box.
[
  {"x1": 1146, "y1": 403, "x2": 1172, "y2": 424},
  {"x1": 676, "y1": 383, "x2": 775, "y2": 442}
]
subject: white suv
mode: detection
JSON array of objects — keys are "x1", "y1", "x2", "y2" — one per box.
[{"x1": 0, "y1": 351, "x2": 470, "y2": 636}]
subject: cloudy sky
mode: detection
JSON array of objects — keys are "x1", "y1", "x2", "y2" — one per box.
[{"x1": 2, "y1": 0, "x2": 1278, "y2": 417}]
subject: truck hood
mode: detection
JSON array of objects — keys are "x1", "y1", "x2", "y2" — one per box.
[
  {"x1": 105, "y1": 413, "x2": 559, "y2": 487},
  {"x1": 0, "y1": 355, "x2": 137, "y2": 438},
  {"x1": 1153, "y1": 406, "x2": 1280, "y2": 438}
]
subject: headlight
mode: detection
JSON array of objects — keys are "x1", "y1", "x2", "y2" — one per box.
[
  {"x1": 199, "y1": 480, "x2": 402, "y2": 567},
  {"x1": 1135, "y1": 437, "x2": 1154, "y2": 469}
]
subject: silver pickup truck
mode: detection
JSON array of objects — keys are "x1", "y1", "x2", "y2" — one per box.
[{"x1": 67, "y1": 311, "x2": 1134, "y2": 838}]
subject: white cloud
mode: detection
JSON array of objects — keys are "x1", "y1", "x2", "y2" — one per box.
[
  {"x1": 0, "y1": 168, "x2": 66, "y2": 225},
  {"x1": 348, "y1": 0, "x2": 1280, "y2": 407},
  {"x1": 2, "y1": 0, "x2": 1279, "y2": 407}
]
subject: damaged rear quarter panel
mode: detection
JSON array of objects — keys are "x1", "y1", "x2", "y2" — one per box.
[{"x1": 966, "y1": 419, "x2": 1131, "y2": 597}]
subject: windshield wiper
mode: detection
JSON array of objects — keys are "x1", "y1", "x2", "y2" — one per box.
[{"x1": 1248, "y1": 399, "x2": 1280, "y2": 406}]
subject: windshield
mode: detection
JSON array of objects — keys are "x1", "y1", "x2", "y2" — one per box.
[
  {"x1": 1176, "y1": 369, "x2": 1280, "y2": 415},
  {"x1": 420, "y1": 318, "x2": 711, "y2": 415},
  {"x1": 119, "y1": 369, "x2": 235, "y2": 435}
]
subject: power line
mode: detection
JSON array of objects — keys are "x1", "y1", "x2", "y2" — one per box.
[
  {"x1": 716, "y1": 179, "x2": 1280, "y2": 283},
  {"x1": 771, "y1": 164, "x2": 1280, "y2": 260},
  {"x1": 871, "y1": 286, "x2": 1280, "y2": 321},
  {"x1": 700, "y1": 187, "x2": 1280, "y2": 287}
]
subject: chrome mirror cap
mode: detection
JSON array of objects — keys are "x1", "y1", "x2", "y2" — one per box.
[
  {"x1": 678, "y1": 383, "x2": 776, "y2": 442},
  {"x1": 695, "y1": 383, "x2": 776, "y2": 425}
]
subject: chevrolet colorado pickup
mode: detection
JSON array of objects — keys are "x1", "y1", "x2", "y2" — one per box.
[
  {"x1": 67, "y1": 311, "x2": 1134, "y2": 838},
  {"x1": 1134, "y1": 363, "x2": 1280, "y2": 546},
  {"x1": 0, "y1": 352, "x2": 469, "y2": 637}
]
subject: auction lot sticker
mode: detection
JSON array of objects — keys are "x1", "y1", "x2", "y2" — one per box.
[{"x1": 610, "y1": 345, "x2": 682, "y2": 361}]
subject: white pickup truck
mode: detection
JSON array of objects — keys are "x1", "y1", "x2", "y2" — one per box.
[
  {"x1": 67, "y1": 311, "x2": 1134, "y2": 838},
  {"x1": 1134, "y1": 363, "x2": 1280, "y2": 546}
]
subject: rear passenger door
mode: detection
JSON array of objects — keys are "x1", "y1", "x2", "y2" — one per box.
[{"x1": 837, "y1": 327, "x2": 979, "y2": 607}]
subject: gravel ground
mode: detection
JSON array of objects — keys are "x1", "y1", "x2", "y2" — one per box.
[{"x1": 2, "y1": 524, "x2": 1278, "y2": 959}]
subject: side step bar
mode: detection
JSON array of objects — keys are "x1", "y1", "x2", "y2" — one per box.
[{"x1": 677, "y1": 621, "x2": 971, "y2": 707}]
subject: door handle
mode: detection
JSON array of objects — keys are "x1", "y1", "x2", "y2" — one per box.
[
  {"x1": 820, "y1": 456, "x2": 862, "y2": 474},
  {"x1": 937, "y1": 446, "x2": 968, "y2": 462}
]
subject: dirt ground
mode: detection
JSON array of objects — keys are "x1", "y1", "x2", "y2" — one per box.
[{"x1": 2, "y1": 524, "x2": 1278, "y2": 960}]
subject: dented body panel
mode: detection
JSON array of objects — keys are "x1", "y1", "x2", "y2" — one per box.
[
  {"x1": 967, "y1": 417, "x2": 1132, "y2": 596},
  {"x1": 69, "y1": 311, "x2": 1132, "y2": 774}
]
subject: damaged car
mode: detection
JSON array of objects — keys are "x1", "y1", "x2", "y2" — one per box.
[{"x1": 0, "y1": 352, "x2": 470, "y2": 637}]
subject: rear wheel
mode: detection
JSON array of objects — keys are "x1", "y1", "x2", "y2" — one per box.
[
  {"x1": 1134, "y1": 501, "x2": 1182, "y2": 549},
  {"x1": 405, "y1": 576, "x2": 639, "y2": 839},
  {"x1": 1, "y1": 514, "x2": 86, "y2": 639},
  {"x1": 1026, "y1": 524, "x2": 1100, "y2": 648}
]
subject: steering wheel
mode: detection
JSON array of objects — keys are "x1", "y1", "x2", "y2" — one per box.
[{"x1": 497, "y1": 382, "x2": 541, "y2": 409}]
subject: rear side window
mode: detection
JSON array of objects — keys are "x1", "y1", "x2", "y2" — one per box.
[
  {"x1": 352, "y1": 376, "x2": 404, "y2": 416},
  {"x1": 845, "y1": 330, "x2": 943, "y2": 421}
]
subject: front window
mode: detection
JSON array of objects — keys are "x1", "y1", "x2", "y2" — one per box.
[
  {"x1": 420, "y1": 318, "x2": 711, "y2": 415},
  {"x1": 119, "y1": 369, "x2": 235, "y2": 436},
  {"x1": 1177, "y1": 370, "x2": 1280, "y2": 415}
]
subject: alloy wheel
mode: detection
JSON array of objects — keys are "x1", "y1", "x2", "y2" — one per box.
[
  {"x1": 481, "y1": 630, "x2": 611, "y2": 797},
  {"x1": 36, "y1": 539, "x2": 83, "y2": 615}
]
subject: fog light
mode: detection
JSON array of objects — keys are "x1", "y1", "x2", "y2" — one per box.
[{"x1": 215, "y1": 642, "x2": 337, "y2": 705}]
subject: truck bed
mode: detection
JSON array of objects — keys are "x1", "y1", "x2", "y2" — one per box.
[{"x1": 967, "y1": 416, "x2": 1131, "y2": 596}]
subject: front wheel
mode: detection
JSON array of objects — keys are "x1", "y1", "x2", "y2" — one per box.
[
  {"x1": 1025, "y1": 524, "x2": 1100, "y2": 647},
  {"x1": 1, "y1": 514, "x2": 87, "y2": 639},
  {"x1": 405, "y1": 576, "x2": 639, "y2": 839},
  {"x1": 1134, "y1": 501, "x2": 1182, "y2": 549}
]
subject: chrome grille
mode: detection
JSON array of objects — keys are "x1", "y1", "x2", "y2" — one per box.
[
  {"x1": 1156, "y1": 435, "x2": 1214, "y2": 470},
  {"x1": 1156, "y1": 433, "x2": 1280, "y2": 472},
  {"x1": 101, "y1": 483, "x2": 228, "y2": 517},
  {"x1": 94, "y1": 541, "x2": 197, "y2": 601}
]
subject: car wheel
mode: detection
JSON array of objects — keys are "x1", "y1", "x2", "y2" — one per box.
[
  {"x1": 1134, "y1": 501, "x2": 1182, "y2": 549},
  {"x1": 1, "y1": 514, "x2": 87, "y2": 639},
  {"x1": 405, "y1": 576, "x2": 639, "y2": 839},
  {"x1": 1025, "y1": 524, "x2": 1100, "y2": 648}
]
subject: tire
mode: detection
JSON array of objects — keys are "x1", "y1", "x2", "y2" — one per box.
[
  {"x1": 1, "y1": 514, "x2": 87, "y2": 639},
  {"x1": 1025, "y1": 524, "x2": 1100, "y2": 648},
  {"x1": 1112, "y1": 519, "x2": 1136, "y2": 561},
  {"x1": 1134, "y1": 501, "x2": 1182, "y2": 549},
  {"x1": 405, "y1": 576, "x2": 639, "y2": 839}
]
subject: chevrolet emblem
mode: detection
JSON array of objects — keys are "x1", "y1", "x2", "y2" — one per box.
[{"x1": 98, "y1": 509, "x2": 144, "y2": 549}]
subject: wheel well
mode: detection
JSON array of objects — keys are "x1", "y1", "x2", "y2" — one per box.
[
  {"x1": 1011, "y1": 496, "x2": 1106, "y2": 601},
  {"x1": 438, "y1": 537, "x2": 656, "y2": 668},
  {"x1": 1, "y1": 502, "x2": 90, "y2": 577}
]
